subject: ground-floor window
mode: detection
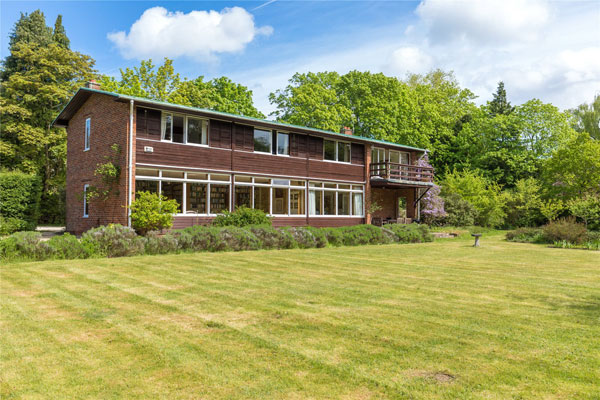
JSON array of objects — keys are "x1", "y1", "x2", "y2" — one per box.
[
  {"x1": 234, "y1": 176, "x2": 305, "y2": 217},
  {"x1": 308, "y1": 182, "x2": 364, "y2": 217}
]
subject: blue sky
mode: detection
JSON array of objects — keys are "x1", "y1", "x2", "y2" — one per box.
[{"x1": 2, "y1": 1, "x2": 599, "y2": 116}]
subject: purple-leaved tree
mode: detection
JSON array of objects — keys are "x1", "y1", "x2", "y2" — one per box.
[{"x1": 417, "y1": 153, "x2": 446, "y2": 224}]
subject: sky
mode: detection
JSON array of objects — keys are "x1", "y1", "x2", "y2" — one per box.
[{"x1": 2, "y1": 0, "x2": 599, "y2": 116}]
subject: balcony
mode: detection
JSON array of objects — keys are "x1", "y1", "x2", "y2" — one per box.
[{"x1": 370, "y1": 162, "x2": 434, "y2": 187}]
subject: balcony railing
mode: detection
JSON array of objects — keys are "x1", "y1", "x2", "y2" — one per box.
[{"x1": 370, "y1": 162, "x2": 434, "y2": 183}]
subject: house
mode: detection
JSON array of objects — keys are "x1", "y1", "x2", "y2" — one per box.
[{"x1": 53, "y1": 83, "x2": 434, "y2": 234}]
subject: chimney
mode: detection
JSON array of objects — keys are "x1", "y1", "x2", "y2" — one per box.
[
  {"x1": 85, "y1": 80, "x2": 101, "y2": 90},
  {"x1": 341, "y1": 126, "x2": 353, "y2": 135}
]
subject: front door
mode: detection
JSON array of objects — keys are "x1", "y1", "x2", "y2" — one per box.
[{"x1": 397, "y1": 197, "x2": 407, "y2": 219}]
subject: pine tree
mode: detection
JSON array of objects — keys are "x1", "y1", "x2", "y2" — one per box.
[
  {"x1": 52, "y1": 15, "x2": 70, "y2": 48},
  {"x1": 488, "y1": 81, "x2": 513, "y2": 116}
]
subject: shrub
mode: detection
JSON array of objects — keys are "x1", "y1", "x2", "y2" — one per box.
[
  {"x1": 249, "y1": 225, "x2": 297, "y2": 249},
  {"x1": 303, "y1": 227, "x2": 328, "y2": 248},
  {"x1": 443, "y1": 193, "x2": 477, "y2": 227},
  {"x1": 130, "y1": 191, "x2": 179, "y2": 235},
  {"x1": 321, "y1": 228, "x2": 344, "y2": 247},
  {"x1": 81, "y1": 224, "x2": 144, "y2": 257},
  {"x1": 283, "y1": 227, "x2": 318, "y2": 249},
  {"x1": 505, "y1": 228, "x2": 545, "y2": 243},
  {"x1": 177, "y1": 225, "x2": 226, "y2": 252},
  {"x1": 338, "y1": 225, "x2": 392, "y2": 246},
  {"x1": 0, "y1": 231, "x2": 50, "y2": 261},
  {"x1": 143, "y1": 231, "x2": 180, "y2": 255},
  {"x1": 568, "y1": 195, "x2": 600, "y2": 230},
  {"x1": 47, "y1": 233, "x2": 94, "y2": 259},
  {"x1": 542, "y1": 218, "x2": 587, "y2": 244},
  {"x1": 385, "y1": 224, "x2": 433, "y2": 243},
  {"x1": 0, "y1": 171, "x2": 42, "y2": 233},
  {"x1": 212, "y1": 206, "x2": 271, "y2": 227},
  {"x1": 504, "y1": 178, "x2": 544, "y2": 228},
  {"x1": 218, "y1": 226, "x2": 261, "y2": 251}
]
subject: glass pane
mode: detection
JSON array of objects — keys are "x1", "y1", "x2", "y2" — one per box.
[
  {"x1": 161, "y1": 181, "x2": 183, "y2": 212},
  {"x1": 338, "y1": 184, "x2": 351, "y2": 189},
  {"x1": 324, "y1": 183, "x2": 336, "y2": 189},
  {"x1": 162, "y1": 170, "x2": 184, "y2": 179},
  {"x1": 234, "y1": 185, "x2": 252, "y2": 208},
  {"x1": 136, "y1": 168, "x2": 159, "y2": 177},
  {"x1": 309, "y1": 182, "x2": 322, "y2": 188},
  {"x1": 254, "y1": 177, "x2": 271, "y2": 184},
  {"x1": 389, "y1": 151, "x2": 400, "y2": 164},
  {"x1": 400, "y1": 152, "x2": 410, "y2": 164},
  {"x1": 254, "y1": 186, "x2": 270, "y2": 214},
  {"x1": 235, "y1": 175, "x2": 252, "y2": 183},
  {"x1": 352, "y1": 185, "x2": 362, "y2": 190},
  {"x1": 273, "y1": 179, "x2": 290, "y2": 186},
  {"x1": 254, "y1": 129, "x2": 271, "y2": 153},
  {"x1": 323, "y1": 191, "x2": 336, "y2": 215},
  {"x1": 187, "y1": 117, "x2": 206, "y2": 145},
  {"x1": 210, "y1": 174, "x2": 230, "y2": 182},
  {"x1": 353, "y1": 193, "x2": 363, "y2": 216},
  {"x1": 210, "y1": 184, "x2": 230, "y2": 214},
  {"x1": 173, "y1": 115, "x2": 184, "y2": 143},
  {"x1": 290, "y1": 189, "x2": 305, "y2": 215},
  {"x1": 162, "y1": 114, "x2": 172, "y2": 141},
  {"x1": 323, "y1": 140, "x2": 336, "y2": 160},
  {"x1": 188, "y1": 172, "x2": 208, "y2": 180},
  {"x1": 338, "y1": 192, "x2": 350, "y2": 215},
  {"x1": 186, "y1": 183, "x2": 207, "y2": 214},
  {"x1": 290, "y1": 180, "x2": 305, "y2": 187},
  {"x1": 309, "y1": 190, "x2": 322, "y2": 215},
  {"x1": 272, "y1": 188, "x2": 288, "y2": 215},
  {"x1": 277, "y1": 132, "x2": 289, "y2": 155},
  {"x1": 338, "y1": 142, "x2": 350, "y2": 162},
  {"x1": 135, "y1": 180, "x2": 158, "y2": 196}
]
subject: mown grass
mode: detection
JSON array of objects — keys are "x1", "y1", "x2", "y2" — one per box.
[{"x1": 1, "y1": 232, "x2": 599, "y2": 399}]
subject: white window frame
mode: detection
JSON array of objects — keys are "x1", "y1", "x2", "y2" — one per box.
[
  {"x1": 185, "y1": 116, "x2": 209, "y2": 147},
  {"x1": 276, "y1": 131, "x2": 290, "y2": 156},
  {"x1": 233, "y1": 176, "x2": 306, "y2": 217},
  {"x1": 323, "y1": 139, "x2": 351, "y2": 164},
  {"x1": 83, "y1": 184, "x2": 89, "y2": 218},
  {"x1": 161, "y1": 112, "x2": 186, "y2": 144},
  {"x1": 253, "y1": 128, "x2": 273, "y2": 154},
  {"x1": 84, "y1": 118, "x2": 91, "y2": 151},
  {"x1": 308, "y1": 181, "x2": 364, "y2": 217}
]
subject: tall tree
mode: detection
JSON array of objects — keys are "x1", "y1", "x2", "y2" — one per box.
[
  {"x1": 568, "y1": 94, "x2": 600, "y2": 140},
  {"x1": 101, "y1": 58, "x2": 265, "y2": 118},
  {"x1": 52, "y1": 15, "x2": 70, "y2": 48},
  {"x1": 488, "y1": 81, "x2": 513, "y2": 116},
  {"x1": 1, "y1": 11, "x2": 96, "y2": 223}
]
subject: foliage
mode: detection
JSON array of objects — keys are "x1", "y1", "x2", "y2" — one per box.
[
  {"x1": 567, "y1": 195, "x2": 600, "y2": 230},
  {"x1": 212, "y1": 206, "x2": 271, "y2": 227},
  {"x1": 439, "y1": 193, "x2": 477, "y2": 226},
  {"x1": 542, "y1": 132, "x2": 600, "y2": 199},
  {"x1": 86, "y1": 144, "x2": 121, "y2": 202},
  {"x1": 540, "y1": 199, "x2": 566, "y2": 222},
  {"x1": 0, "y1": 171, "x2": 42, "y2": 233},
  {"x1": 100, "y1": 58, "x2": 265, "y2": 118},
  {"x1": 0, "y1": 231, "x2": 50, "y2": 260},
  {"x1": 541, "y1": 218, "x2": 587, "y2": 245},
  {"x1": 176, "y1": 225, "x2": 226, "y2": 252},
  {"x1": 337, "y1": 225, "x2": 393, "y2": 246},
  {"x1": 143, "y1": 231, "x2": 180, "y2": 255},
  {"x1": 442, "y1": 169, "x2": 505, "y2": 227},
  {"x1": 385, "y1": 224, "x2": 433, "y2": 243},
  {"x1": 568, "y1": 94, "x2": 600, "y2": 140},
  {"x1": 47, "y1": 233, "x2": 93, "y2": 259},
  {"x1": 80, "y1": 224, "x2": 144, "y2": 258},
  {"x1": 488, "y1": 82, "x2": 513, "y2": 116},
  {"x1": 505, "y1": 228, "x2": 545, "y2": 243},
  {"x1": 503, "y1": 178, "x2": 544, "y2": 228},
  {"x1": 218, "y1": 226, "x2": 262, "y2": 251},
  {"x1": 249, "y1": 225, "x2": 297, "y2": 249},
  {"x1": 129, "y1": 191, "x2": 179, "y2": 235},
  {"x1": 1, "y1": 10, "x2": 96, "y2": 224}
]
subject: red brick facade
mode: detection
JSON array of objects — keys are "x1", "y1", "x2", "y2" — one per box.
[{"x1": 65, "y1": 94, "x2": 131, "y2": 234}]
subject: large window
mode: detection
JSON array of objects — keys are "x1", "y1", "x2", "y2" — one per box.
[
  {"x1": 324, "y1": 139, "x2": 351, "y2": 162},
  {"x1": 186, "y1": 183, "x2": 207, "y2": 213},
  {"x1": 290, "y1": 189, "x2": 305, "y2": 215},
  {"x1": 234, "y1": 176, "x2": 305, "y2": 216},
  {"x1": 254, "y1": 186, "x2": 270, "y2": 213},
  {"x1": 210, "y1": 185, "x2": 230, "y2": 214},
  {"x1": 135, "y1": 180, "x2": 158, "y2": 195},
  {"x1": 161, "y1": 112, "x2": 206, "y2": 145},
  {"x1": 234, "y1": 186, "x2": 251, "y2": 208},
  {"x1": 162, "y1": 181, "x2": 183, "y2": 212},
  {"x1": 389, "y1": 150, "x2": 410, "y2": 164},
  {"x1": 309, "y1": 182, "x2": 364, "y2": 217},
  {"x1": 372, "y1": 147, "x2": 385, "y2": 163},
  {"x1": 273, "y1": 188, "x2": 289, "y2": 215},
  {"x1": 254, "y1": 128, "x2": 272, "y2": 153},
  {"x1": 84, "y1": 118, "x2": 91, "y2": 151},
  {"x1": 277, "y1": 132, "x2": 289, "y2": 155}
]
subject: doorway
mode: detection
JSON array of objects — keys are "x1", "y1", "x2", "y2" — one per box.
[{"x1": 397, "y1": 197, "x2": 407, "y2": 219}]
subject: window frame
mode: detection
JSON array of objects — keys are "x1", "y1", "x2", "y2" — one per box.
[
  {"x1": 276, "y1": 131, "x2": 290, "y2": 156},
  {"x1": 323, "y1": 139, "x2": 351, "y2": 164},
  {"x1": 253, "y1": 128, "x2": 273, "y2": 154},
  {"x1": 161, "y1": 111, "x2": 209, "y2": 146},
  {"x1": 83, "y1": 184, "x2": 89, "y2": 218},
  {"x1": 84, "y1": 118, "x2": 91, "y2": 151},
  {"x1": 308, "y1": 181, "x2": 364, "y2": 217}
]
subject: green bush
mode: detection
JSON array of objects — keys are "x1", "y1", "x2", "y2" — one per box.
[
  {"x1": 442, "y1": 193, "x2": 477, "y2": 227},
  {"x1": 0, "y1": 231, "x2": 50, "y2": 261},
  {"x1": 218, "y1": 226, "x2": 262, "y2": 251},
  {"x1": 143, "y1": 231, "x2": 180, "y2": 255},
  {"x1": 567, "y1": 195, "x2": 600, "y2": 231},
  {"x1": 47, "y1": 233, "x2": 94, "y2": 259},
  {"x1": 249, "y1": 225, "x2": 297, "y2": 249},
  {"x1": 303, "y1": 227, "x2": 328, "y2": 248},
  {"x1": 212, "y1": 206, "x2": 271, "y2": 227},
  {"x1": 321, "y1": 228, "x2": 344, "y2": 247},
  {"x1": 542, "y1": 218, "x2": 587, "y2": 244},
  {"x1": 282, "y1": 227, "x2": 318, "y2": 249},
  {"x1": 504, "y1": 178, "x2": 544, "y2": 228},
  {"x1": 177, "y1": 225, "x2": 226, "y2": 252},
  {"x1": 81, "y1": 224, "x2": 144, "y2": 258},
  {"x1": 130, "y1": 191, "x2": 179, "y2": 235},
  {"x1": 338, "y1": 225, "x2": 393, "y2": 246},
  {"x1": 0, "y1": 171, "x2": 42, "y2": 234},
  {"x1": 506, "y1": 228, "x2": 545, "y2": 243},
  {"x1": 386, "y1": 224, "x2": 433, "y2": 243}
]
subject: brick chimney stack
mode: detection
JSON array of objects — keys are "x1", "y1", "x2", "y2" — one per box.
[
  {"x1": 85, "y1": 80, "x2": 101, "y2": 90},
  {"x1": 341, "y1": 126, "x2": 353, "y2": 135}
]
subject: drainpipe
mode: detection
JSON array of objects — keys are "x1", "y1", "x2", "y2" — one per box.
[{"x1": 128, "y1": 99, "x2": 134, "y2": 227}]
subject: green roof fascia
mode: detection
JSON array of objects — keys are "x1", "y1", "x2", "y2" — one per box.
[{"x1": 55, "y1": 87, "x2": 429, "y2": 153}]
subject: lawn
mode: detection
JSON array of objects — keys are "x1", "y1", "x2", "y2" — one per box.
[{"x1": 1, "y1": 232, "x2": 599, "y2": 399}]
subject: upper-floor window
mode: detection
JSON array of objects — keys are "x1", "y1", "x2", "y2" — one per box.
[
  {"x1": 254, "y1": 128, "x2": 271, "y2": 153},
  {"x1": 83, "y1": 184, "x2": 89, "y2": 217},
  {"x1": 277, "y1": 132, "x2": 289, "y2": 155},
  {"x1": 323, "y1": 139, "x2": 351, "y2": 163},
  {"x1": 84, "y1": 118, "x2": 91, "y2": 151},
  {"x1": 161, "y1": 112, "x2": 207, "y2": 145},
  {"x1": 372, "y1": 147, "x2": 385, "y2": 163},
  {"x1": 389, "y1": 150, "x2": 410, "y2": 165}
]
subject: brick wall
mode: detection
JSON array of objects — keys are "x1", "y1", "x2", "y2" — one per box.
[
  {"x1": 372, "y1": 187, "x2": 416, "y2": 220},
  {"x1": 66, "y1": 94, "x2": 131, "y2": 234}
]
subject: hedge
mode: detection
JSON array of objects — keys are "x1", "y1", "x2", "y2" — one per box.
[{"x1": 0, "y1": 171, "x2": 42, "y2": 235}]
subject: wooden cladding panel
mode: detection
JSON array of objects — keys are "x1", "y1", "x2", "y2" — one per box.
[
  {"x1": 351, "y1": 143, "x2": 364, "y2": 164},
  {"x1": 232, "y1": 151, "x2": 307, "y2": 176},
  {"x1": 308, "y1": 136, "x2": 323, "y2": 160},
  {"x1": 136, "y1": 107, "x2": 161, "y2": 140},
  {"x1": 209, "y1": 120, "x2": 232, "y2": 149},
  {"x1": 308, "y1": 160, "x2": 364, "y2": 182},
  {"x1": 233, "y1": 123, "x2": 254, "y2": 151},
  {"x1": 136, "y1": 140, "x2": 231, "y2": 170}
]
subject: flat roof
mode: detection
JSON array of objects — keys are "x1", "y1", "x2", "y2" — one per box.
[{"x1": 53, "y1": 87, "x2": 428, "y2": 153}]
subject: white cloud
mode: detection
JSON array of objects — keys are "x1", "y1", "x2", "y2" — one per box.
[
  {"x1": 386, "y1": 46, "x2": 433, "y2": 76},
  {"x1": 416, "y1": 0, "x2": 551, "y2": 44},
  {"x1": 107, "y1": 6, "x2": 273, "y2": 61}
]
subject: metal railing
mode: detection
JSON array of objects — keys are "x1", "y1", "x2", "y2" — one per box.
[{"x1": 370, "y1": 162, "x2": 434, "y2": 183}]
